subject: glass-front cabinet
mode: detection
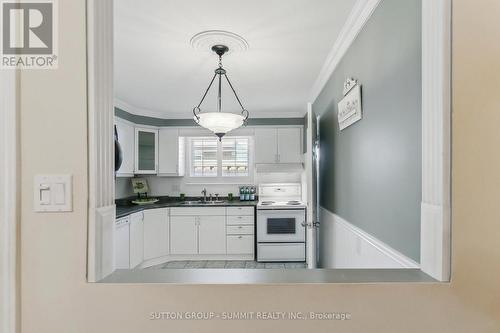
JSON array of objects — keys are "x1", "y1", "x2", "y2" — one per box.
[{"x1": 134, "y1": 127, "x2": 158, "y2": 174}]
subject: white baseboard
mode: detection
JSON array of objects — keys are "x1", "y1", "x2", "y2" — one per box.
[{"x1": 319, "y1": 207, "x2": 419, "y2": 269}]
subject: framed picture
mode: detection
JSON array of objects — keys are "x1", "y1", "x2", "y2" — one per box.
[{"x1": 338, "y1": 84, "x2": 362, "y2": 130}]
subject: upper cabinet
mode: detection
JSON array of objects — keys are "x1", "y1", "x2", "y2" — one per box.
[
  {"x1": 134, "y1": 127, "x2": 158, "y2": 174},
  {"x1": 277, "y1": 128, "x2": 303, "y2": 163},
  {"x1": 254, "y1": 127, "x2": 303, "y2": 164},
  {"x1": 158, "y1": 128, "x2": 185, "y2": 177},
  {"x1": 115, "y1": 118, "x2": 135, "y2": 177}
]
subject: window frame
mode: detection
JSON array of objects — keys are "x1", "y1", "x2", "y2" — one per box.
[{"x1": 185, "y1": 136, "x2": 254, "y2": 184}]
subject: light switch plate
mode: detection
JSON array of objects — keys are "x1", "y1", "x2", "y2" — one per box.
[{"x1": 34, "y1": 175, "x2": 73, "y2": 212}]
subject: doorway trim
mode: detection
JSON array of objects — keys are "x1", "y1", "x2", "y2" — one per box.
[
  {"x1": 88, "y1": 0, "x2": 450, "y2": 282},
  {"x1": 86, "y1": 0, "x2": 116, "y2": 282},
  {"x1": 309, "y1": 0, "x2": 451, "y2": 281},
  {"x1": 0, "y1": 69, "x2": 19, "y2": 333}
]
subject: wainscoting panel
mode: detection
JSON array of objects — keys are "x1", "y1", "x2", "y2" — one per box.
[{"x1": 319, "y1": 207, "x2": 419, "y2": 269}]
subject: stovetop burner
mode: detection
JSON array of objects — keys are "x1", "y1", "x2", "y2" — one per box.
[
  {"x1": 260, "y1": 201, "x2": 275, "y2": 206},
  {"x1": 287, "y1": 201, "x2": 301, "y2": 205}
]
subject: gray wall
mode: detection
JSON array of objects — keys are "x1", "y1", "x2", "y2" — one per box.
[{"x1": 313, "y1": 0, "x2": 422, "y2": 261}]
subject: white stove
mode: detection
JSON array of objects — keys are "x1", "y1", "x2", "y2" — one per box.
[
  {"x1": 256, "y1": 184, "x2": 306, "y2": 262},
  {"x1": 257, "y1": 200, "x2": 307, "y2": 209}
]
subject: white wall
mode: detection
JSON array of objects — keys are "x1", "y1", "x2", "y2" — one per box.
[
  {"x1": 16, "y1": 1, "x2": 500, "y2": 333},
  {"x1": 116, "y1": 171, "x2": 302, "y2": 199}
]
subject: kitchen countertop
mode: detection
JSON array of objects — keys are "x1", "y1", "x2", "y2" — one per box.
[{"x1": 116, "y1": 196, "x2": 257, "y2": 219}]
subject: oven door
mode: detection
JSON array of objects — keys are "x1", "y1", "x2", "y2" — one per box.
[{"x1": 257, "y1": 209, "x2": 306, "y2": 243}]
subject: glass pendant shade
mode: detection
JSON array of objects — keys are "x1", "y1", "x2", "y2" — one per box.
[{"x1": 194, "y1": 112, "x2": 245, "y2": 139}]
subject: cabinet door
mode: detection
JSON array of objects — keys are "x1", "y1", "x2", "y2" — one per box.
[
  {"x1": 254, "y1": 128, "x2": 277, "y2": 163},
  {"x1": 158, "y1": 128, "x2": 184, "y2": 176},
  {"x1": 277, "y1": 128, "x2": 302, "y2": 163},
  {"x1": 129, "y1": 212, "x2": 144, "y2": 268},
  {"x1": 115, "y1": 119, "x2": 135, "y2": 176},
  {"x1": 135, "y1": 128, "x2": 158, "y2": 174},
  {"x1": 198, "y1": 216, "x2": 226, "y2": 254},
  {"x1": 170, "y1": 216, "x2": 198, "y2": 254},
  {"x1": 143, "y1": 208, "x2": 169, "y2": 260}
]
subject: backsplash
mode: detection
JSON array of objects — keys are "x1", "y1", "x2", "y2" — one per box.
[{"x1": 115, "y1": 171, "x2": 302, "y2": 199}]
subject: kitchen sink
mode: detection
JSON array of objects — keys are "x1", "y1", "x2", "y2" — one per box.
[{"x1": 179, "y1": 200, "x2": 227, "y2": 205}]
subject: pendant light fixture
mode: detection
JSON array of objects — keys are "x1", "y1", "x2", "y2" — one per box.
[{"x1": 193, "y1": 44, "x2": 249, "y2": 140}]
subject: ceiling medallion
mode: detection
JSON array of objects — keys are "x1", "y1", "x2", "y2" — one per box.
[
  {"x1": 190, "y1": 30, "x2": 249, "y2": 54},
  {"x1": 192, "y1": 44, "x2": 249, "y2": 140}
]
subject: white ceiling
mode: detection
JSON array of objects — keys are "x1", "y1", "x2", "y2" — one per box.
[{"x1": 114, "y1": 0, "x2": 356, "y2": 118}]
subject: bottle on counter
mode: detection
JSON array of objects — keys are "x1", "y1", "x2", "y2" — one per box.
[
  {"x1": 239, "y1": 186, "x2": 245, "y2": 201},
  {"x1": 245, "y1": 186, "x2": 250, "y2": 201},
  {"x1": 250, "y1": 186, "x2": 256, "y2": 201}
]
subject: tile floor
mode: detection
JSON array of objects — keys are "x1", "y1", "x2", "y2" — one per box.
[{"x1": 146, "y1": 260, "x2": 307, "y2": 269}]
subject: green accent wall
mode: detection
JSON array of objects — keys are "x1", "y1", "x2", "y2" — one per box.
[
  {"x1": 313, "y1": 0, "x2": 422, "y2": 262},
  {"x1": 115, "y1": 107, "x2": 305, "y2": 127}
]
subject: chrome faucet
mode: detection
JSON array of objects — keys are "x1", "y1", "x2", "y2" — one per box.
[{"x1": 201, "y1": 188, "x2": 207, "y2": 202}]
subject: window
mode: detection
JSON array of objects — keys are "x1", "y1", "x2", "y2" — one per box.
[
  {"x1": 191, "y1": 138, "x2": 218, "y2": 177},
  {"x1": 189, "y1": 137, "x2": 251, "y2": 179},
  {"x1": 222, "y1": 138, "x2": 249, "y2": 177}
]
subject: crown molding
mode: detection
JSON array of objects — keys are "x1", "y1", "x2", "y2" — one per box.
[
  {"x1": 308, "y1": 0, "x2": 382, "y2": 103},
  {"x1": 114, "y1": 98, "x2": 305, "y2": 119}
]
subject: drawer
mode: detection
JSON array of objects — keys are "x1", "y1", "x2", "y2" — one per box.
[
  {"x1": 257, "y1": 243, "x2": 305, "y2": 262},
  {"x1": 170, "y1": 207, "x2": 226, "y2": 216},
  {"x1": 226, "y1": 206, "x2": 254, "y2": 216},
  {"x1": 227, "y1": 225, "x2": 254, "y2": 235},
  {"x1": 227, "y1": 215, "x2": 254, "y2": 225},
  {"x1": 227, "y1": 235, "x2": 254, "y2": 255}
]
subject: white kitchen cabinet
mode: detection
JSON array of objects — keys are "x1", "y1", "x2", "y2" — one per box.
[
  {"x1": 143, "y1": 208, "x2": 169, "y2": 260},
  {"x1": 170, "y1": 216, "x2": 198, "y2": 254},
  {"x1": 134, "y1": 127, "x2": 158, "y2": 174},
  {"x1": 129, "y1": 212, "x2": 144, "y2": 268},
  {"x1": 277, "y1": 128, "x2": 302, "y2": 163},
  {"x1": 254, "y1": 127, "x2": 302, "y2": 164},
  {"x1": 115, "y1": 118, "x2": 135, "y2": 177},
  {"x1": 227, "y1": 235, "x2": 254, "y2": 255},
  {"x1": 115, "y1": 216, "x2": 130, "y2": 269},
  {"x1": 158, "y1": 128, "x2": 185, "y2": 176},
  {"x1": 254, "y1": 128, "x2": 278, "y2": 163},
  {"x1": 198, "y1": 216, "x2": 226, "y2": 254}
]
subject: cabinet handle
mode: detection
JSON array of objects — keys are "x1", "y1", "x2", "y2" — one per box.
[
  {"x1": 238, "y1": 226, "x2": 243, "y2": 229},
  {"x1": 238, "y1": 236, "x2": 243, "y2": 239},
  {"x1": 237, "y1": 216, "x2": 242, "y2": 219}
]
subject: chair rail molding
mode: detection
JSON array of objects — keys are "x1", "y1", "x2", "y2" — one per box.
[
  {"x1": 87, "y1": 0, "x2": 116, "y2": 282},
  {"x1": 309, "y1": 0, "x2": 382, "y2": 102},
  {"x1": 420, "y1": 0, "x2": 451, "y2": 282},
  {"x1": 0, "y1": 70, "x2": 19, "y2": 333}
]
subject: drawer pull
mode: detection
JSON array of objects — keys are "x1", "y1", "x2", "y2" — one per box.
[{"x1": 238, "y1": 236, "x2": 243, "y2": 239}]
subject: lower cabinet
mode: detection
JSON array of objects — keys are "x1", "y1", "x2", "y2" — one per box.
[
  {"x1": 143, "y1": 208, "x2": 169, "y2": 260},
  {"x1": 170, "y1": 216, "x2": 198, "y2": 254},
  {"x1": 198, "y1": 216, "x2": 226, "y2": 254},
  {"x1": 227, "y1": 235, "x2": 254, "y2": 254},
  {"x1": 129, "y1": 211, "x2": 144, "y2": 268},
  {"x1": 170, "y1": 215, "x2": 226, "y2": 255},
  {"x1": 121, "y1": 206, "x2": 254, "y2": 268}
]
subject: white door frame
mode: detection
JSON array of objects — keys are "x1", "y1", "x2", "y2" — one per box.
[
  {"x1": 308, "y1": 0, "x2": 451, "y2": 281},
  {"x1": 87, "y1": 0, "x2": 116, "y2": 282},
  {"x1": 0, "y1": 69, "x2": 19, "y2": 333}
]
